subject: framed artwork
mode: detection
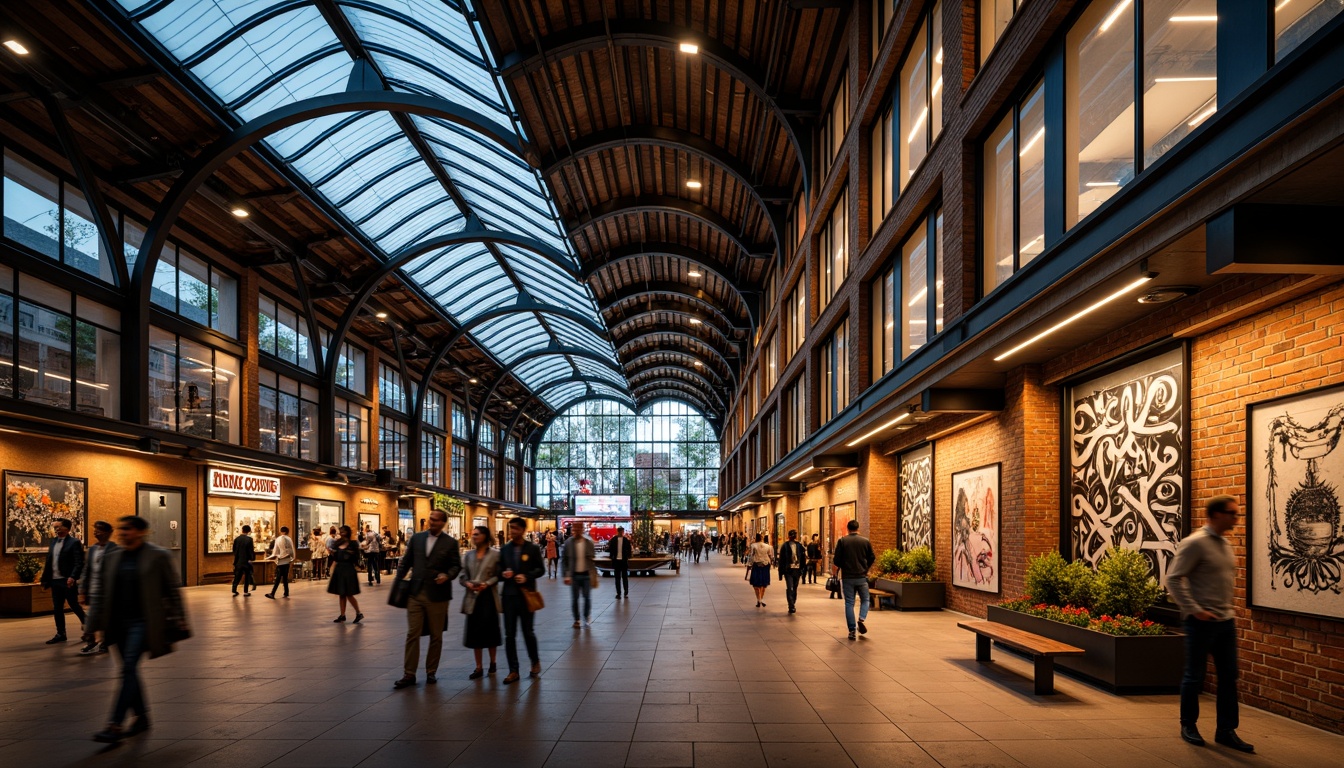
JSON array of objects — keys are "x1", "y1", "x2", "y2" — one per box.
[
  {"x1": 899, "y1": 444, "x2": 934, "y2": 553},
  {"x1": 206, "y1": 505, "x2": 233, "y2": 554},
  {"x1": 1248, "y1": 382, "x2": 1344, "y2": 619},
  {"x1": 4, "y1": 472, "x2": 87, "y2": 553},
  {"x1": 235, "y1": 508, "x2": 277, "y2": 553},
  {"x1": 951, "y1": 464, "x2": 1000, "y2": 593},
  {"x1": 1065, "y1": 344, "x2": 1188, "y2": 585},
  {"x1": 358, "y1": 512, "x2": 380, "y2": 537}
]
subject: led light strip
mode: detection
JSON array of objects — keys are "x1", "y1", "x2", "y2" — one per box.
[{"x1": 993, "y1": 276, "x2": 1153, "y2": 362}]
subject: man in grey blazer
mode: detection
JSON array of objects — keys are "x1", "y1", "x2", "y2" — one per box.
[
  {"x1": 562, "y1": 520, "x2": 597, "y2": 627},
  {"x1": 393, "y1": 509, "x2": 462, "y2": 689}
]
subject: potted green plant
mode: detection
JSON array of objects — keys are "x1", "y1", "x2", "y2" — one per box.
[
  {"x1": 15, "y1": 554, "x2": 41, "y2": 584},
  {"x1": 989, "y1": 549, "x2": 1183, "y2": 693},
  {"x1": 872, "y1": 546, "x2": 944, "y2": 610}
]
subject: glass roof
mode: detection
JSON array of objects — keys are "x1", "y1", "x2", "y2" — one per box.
[{"x1": 117, "y1": 0, "x2": 622, "y2": 410}]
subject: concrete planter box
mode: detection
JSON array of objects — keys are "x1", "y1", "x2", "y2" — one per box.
[
  {"x1": 873, "y1": 578, "x2": 945, "y2": 610},
  {"x1": 987, "y1": 605, "x2": 1183, "y2": 694}
]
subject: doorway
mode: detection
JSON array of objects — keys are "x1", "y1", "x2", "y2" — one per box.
[{"x1": 137, "y1": 485, "x2": 186, "y2": 585}]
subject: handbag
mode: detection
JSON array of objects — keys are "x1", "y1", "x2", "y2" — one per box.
[
  {"x1": 523, "y1": 587, "x2": 545, "y2": 612},
  {"x1": 825, "y1": 575, "x2": 841, "y2": 593},
  {"x1": 388, "y1": 577, "x2": 412, "y2": 609}
]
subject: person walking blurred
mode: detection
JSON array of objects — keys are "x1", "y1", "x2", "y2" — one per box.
[
  {"x1": 805, "y1": 534, "x2": 822, "y2": 585},
  {"x1": 460, "y1": 526, "x2": 501, "y2": 678},
  {"x1": 545, "y1": 530, "x2": 560, "y2": 579},
  {"x1": 563, "y1": 520, "x2": 597, "y2": 627},
  {"x1": 79, "y1": 520, "x2": 116, "y2": 655},
  {"x1": 327, "y1": 525, "x2": 364, "y2": 623},
  {"x1": 91, "y1": 516, "x2": 189, "y2": 743},
  {"x1": 362, "y1": 525, "x2": 383, "y2": 585},
  {"x1": 41, "y1": 516, "x2": 85, "y2": 644},
  {"x1": 393, "y1": 509, "x2": 462, "y2": 689},
  {"x1": 230, "y1": 525, "x2": 254, "y2": 597},
  {"x1": 499, "y1": 518, "x2": 544, "y2": 683},
  {"x1": 265, "y1": 526, "x2": 295, "y2": 599},
  {"x1": 746, "y1": 533, "x2": 774, "y2": 607}
]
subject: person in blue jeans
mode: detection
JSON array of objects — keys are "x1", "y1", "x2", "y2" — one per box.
[
  {"x1": 831, "y1": 519, "x2": 875, "y2": 640},
  {"x1": 562, "y1": 520, "x2": 597, "y2": 628}
]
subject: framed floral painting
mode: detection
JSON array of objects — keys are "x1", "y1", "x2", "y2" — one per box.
[{"x1": 4, "y1": 472, "x2": 88, "y2": 553}]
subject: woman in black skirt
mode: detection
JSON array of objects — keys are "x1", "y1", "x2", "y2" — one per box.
[
  {"x1": 459, "y1": 526, "x2": 501, "y2": 678},
  {"x1": 327, "y1": 525, "x2": 364, "y2": 623},
  {"x1": 747, "y1": 533, "x2": 775, "y2": 607}
]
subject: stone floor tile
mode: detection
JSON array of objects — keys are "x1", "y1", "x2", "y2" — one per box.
[
  {"x1": 544, "y1": 740, "x2": 629, "y2": 768},
  {"x1": 623, "y1": 740, "x2": 693, "y2": 767},
  {"x1": 761, "y1": 741, "x2": 857, "y2": 768}
]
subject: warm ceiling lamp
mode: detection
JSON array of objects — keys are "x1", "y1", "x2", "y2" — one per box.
[
  {"x1": 687, "y1": 269, "x2": 702, "y2": 278},
  {"x1": 679, "y1": 42, "x2": 699, "y2": 54},
  {"x1": 374, "y1": 311, "x2": 388, "y2": 320},
  {"x1": 689, "y1": 318, "x2": 703, "y2": 325},
  {"x1": 685, "y1": 179, "x2": 703, "y2": 190},
  {"x1": 468, "y1": 378, "x2": 478, "y2": 384},
  {"x1": 3, "y1": 40, "x2": 30, "y2": 55},
  {"x1": 693, "y1": 360, "x2": 703, "y2": 367},
  {"x1": 230, "y1": 207, "x2": 249, "y2": 218}
]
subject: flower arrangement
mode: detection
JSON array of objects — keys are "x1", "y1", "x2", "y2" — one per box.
[
  {"x1": 999, "y1": 549, "x2": 1169, "y2": 636},
  {"x1": 874, "y1": 546, "x2": 938, "y2": 581},
  {"x1": 15, "y1": 553, "x2": 41, "y2": 583}
]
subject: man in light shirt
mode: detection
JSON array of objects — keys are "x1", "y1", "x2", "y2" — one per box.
[
  {"x1": 41, "y1": 517, "x2": 86, "y2": 644},
  {"x1": 1167, "y1": 495, "x2": 1253, "y2": 754},
  {"x1": 265, "y1": 526, "x2": 295, "y2": 599},
  {"x1": 79, "y1": 521, "x2": 117, "y2": 654}
]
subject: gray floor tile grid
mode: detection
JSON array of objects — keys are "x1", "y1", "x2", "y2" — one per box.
[{"x1": 0, "y1": 556, "x2": 1339, "y2": 767}]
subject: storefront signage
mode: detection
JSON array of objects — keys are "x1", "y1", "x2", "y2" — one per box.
[
  {"x1": 359, "y1": 497, "x2": 380, "y2": 506},
  {"x1": 208, "y1": 468, "x2": 281, "y2": 500}
]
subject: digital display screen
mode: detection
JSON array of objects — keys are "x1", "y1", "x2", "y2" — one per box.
[{"x1": 570, "y1": 494, "x2": 632, "y2": 518}]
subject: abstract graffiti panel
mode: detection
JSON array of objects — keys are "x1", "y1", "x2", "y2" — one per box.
[
  {"x1": 952, "y1": 463, "x2": 999, "y2": 593},
  {"x1": 1249, "y1": 383, "x2": 1344, "y2": 619},
  {"x1": 1068, "y1": 347, "x2": 1185, "y2": 584},
  {"x1": 900, "y1": 444, "x2": 934, "y2": 552}
]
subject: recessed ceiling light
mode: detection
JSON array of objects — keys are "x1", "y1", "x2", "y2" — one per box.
[
  {"x1": 469, "y1": 378, "x2": 478, "y2": 384},
  {"x1": 689, "y1": 318, "x2": 703, "y2": 325},
  {"x1": 685, "y1": 179, "x2": 702, "y2": 190},
  {"x1": 230, "y1": 207, "x2": 249, "y2": 218},
  {"x1": 687, "y1": 269, "x2": 702, "y2": 278},
  {"x1": 3, "y1": 40, "x2": 30, "y2": 55},
  {"x1": 374, "y1": 311, "x2": 388, "y2": 319},
  {"x1": 693, "y1": 360, "x2": 703, "y2": 367},
  {"x1": 679, "y1": 42, "x2": 699, "y2": 54}
]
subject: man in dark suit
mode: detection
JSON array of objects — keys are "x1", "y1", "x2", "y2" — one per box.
[
  {"x1": 777, "y1": 529, "x2": 807, "y2": 614},
  {"x1": 606, "y1": 525, "x2": 632, "y2": 599},
  {"x1": 499, "y1": 517, "x2": 546, "y2": 683},
  {"x1": 231, "y1": 525, "x2": 255, "y2": 596},
  {"x1": 41, "y1": 516, "x2": 86, "y2": 644},
  {"x1": 393, "y1": 509, "x2": 462, "y2": 689}
]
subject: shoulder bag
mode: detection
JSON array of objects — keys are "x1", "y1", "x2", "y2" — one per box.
[
  {"x1": 388, "y1": 575, "x2": 412, "y2": 608},
  {"x1": 825, "y1": 575, "x2": 841, "y2": 593},
  {"x1": 523, "y1": 587, "x2": 545, "y2": 612}
]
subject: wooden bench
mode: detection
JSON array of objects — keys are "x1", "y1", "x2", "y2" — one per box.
[
  {"x1": 957, "y1": 620, "x2": 1084, "y2": 695},
  {"x1": 869, "y1": 588, "x2": 896, "y2": 611}
]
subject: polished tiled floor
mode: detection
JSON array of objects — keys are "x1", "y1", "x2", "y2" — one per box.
[{"x1": 1, "y1": 553, "x2": 1340, "y2": 767}]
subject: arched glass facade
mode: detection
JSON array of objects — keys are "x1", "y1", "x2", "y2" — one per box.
[{"x1": 535, "y1": 400, "x2": 719, "y2": 513}]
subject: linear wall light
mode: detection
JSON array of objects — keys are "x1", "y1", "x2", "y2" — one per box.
[
  {"x1": 993, "y1": 274, "x2": 1154, "y2": 362},
  {"x1": 3, "y1": 40, "x2": 29, "y2": 55},
  {"x1": 846, "y1": 410, "x2": 912, "y2": 447}
]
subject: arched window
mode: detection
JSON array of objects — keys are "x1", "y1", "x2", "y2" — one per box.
[{"x1": 535, "y1": 400, "x2": 719, "y2": 513}]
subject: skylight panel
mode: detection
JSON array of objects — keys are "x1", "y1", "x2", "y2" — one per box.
[
  {"x1": 190, "y1": 7, "x2": 337, "y2": 104},
  {"x1": 234, "y1": 53, "x2": 349, "y2": 120}
]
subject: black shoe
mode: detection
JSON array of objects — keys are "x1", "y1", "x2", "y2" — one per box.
[
  {"x1": 426, "y1": 674, "x2": 436, "y2": 685},
  {"x1": 333, "y1": 615, "x2": 346, "y2": 622},
  {"x1": 232, "y1": 592, "x2": 238, "y2": 597},
  {"x1": 79, "y1": 641, "x2": 99, "y2": 655},
  {"x1": 243, "y1": 591, "x2": 250, "y2": 597},
  {"x1": 469, "y1": 669, "x2": 484, "y2": 680},
  {"x1": 848, "y1": 631, "x2": 857, "y2": 640},
  {"x1": 393, "y1": 676, "x2": 416, "y2": 689},
  {"x1": 1181, "y1": 725, "x2": 1205, "y2": 747},
  {"x1": 789, "y1": 607, "x2": 796, "y2": 614},
  {"x1": 126, "y1": 716, "x2": 150, "y2": 736},
  {"x1": 857, "y1": 619, "x2": 867, "y2": 635},
  {"x1": 46, "y1": 635, "x2": 66, "y2": 645},
  {"x1": 93, "y1": 725, "x2": 123, "y2": 743},
  {"x1": 264, "y1": 593, "x2": 276, "y2": 599},
  {"x1": 488, "y1": 664, "x2": 496, "y2": 674},
  {"x1": 353, "y1": 613, "x2": 364, "y2": 624},
  {"x1": 1215, "y1": 730, "x2": 1254, "y2": 753}
]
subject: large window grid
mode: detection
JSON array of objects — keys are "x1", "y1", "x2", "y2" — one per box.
[
  {"x1": 0, "y1": 267, "x2": 120, "y2": 417},
  {"x1": 874, "y1": 208, "x2": 945, "y2": 375},
  {"x1": 535, "y1": 400, "x2": 719, "y2": 513},
  {"x1": 379, "y1": 416, "x2": 409, "y2": 478},
  {"x1": 983, "y1": 80, "x2": 1046, "y2": 294},
  {"x1": 335, "y1": 397, "x2": 369, "y2": 471},
  {"x1": 819, "y1": 191, "x2": 849, "y2": 310},
  {"x1": 451, "y1": 443, "x2": 468, "y2": 490},
  {"x1": 3, "y1": 149, "x2": 121, "y2": 284},
  {"x1": 784, "y1": 282, "x2": 806, "y2": 361},
  {"x1": 784, "y1": 376, "x2": 807, "y2": 453},
  {"x1": 150, "y1": 243, "x2": 238, "y2": 338},
  {"x1": 422, "y1": 388, "x2": 446, "y2": 487},
  {"x1": 333, "y1": 342, "x2": 366, "y2": 395},
  {"x1": 817, "y1": 69, "x2": 850, "y2": 181},
  {"x1": 259, "y1": 369, "x2": 317, "y2": 460},
  {"x1": 148, "y1": 326, "x2": 240, "y2": 443},
  {"x1": 258, "y1": 294, "x2": 317, "y2": 372},
  {"x1": 820, "y1": 319, "x2": 850, "y2": 423},
  {"x1": 377, "y1": 362, "x2": 409, "y2": 413}
]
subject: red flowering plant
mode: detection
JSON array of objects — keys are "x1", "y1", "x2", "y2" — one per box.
[{"x1": 998, "y1": 551, "x2": 1168, "y2": 637}]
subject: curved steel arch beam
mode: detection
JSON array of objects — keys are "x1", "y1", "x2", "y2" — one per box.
[
  {"x1": 604, "y1": 298, "x2": 741, "y2": 342},
  {"x1": 498, "y1": 19, "x2": 811, "y2": 198},
  {"x1": 579, "y1": 241, "x2": 740, "y2": 284},
  {"x1": 621, "y1": 351, "x2": 727, "y2": 386},
  {"x1": 131, "y1": 89, "x2": 527, "y2": 306},
  {"x1": 473, "y1": 346, "x2": 630, "y2": 442},
  {"x1": 567, "y1": 195, "x2": 772, "y2": 261},
  {"x1": 626, "y1": 368, "x2": 726, "y2": 410},
  {"x1": 616, "y1": 334, "x2": 738, "y2": 388},
  {"x1": 541, "y1": 125, "x2": 787, "y2": 250},
  {"x1": 610, "y1": 321, "x2": 738, "y2": 364},
  {"x1": 631, "y1": 383, "x2": 719, "y2": 417},
  {"x1": 607, "y1": 310, "x2": 736, "y2": 352},
  {"x1": 523, "y1": 393, "x2": 641, "y2": 446},
  {"x1": 596, "y1": 280, "x2": 756, "y2": 331}
]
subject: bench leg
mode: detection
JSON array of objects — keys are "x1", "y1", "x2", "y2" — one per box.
[
  {"x1": 1033, "y1": 656, "x2": 1055, "y2": 695},
  {"x1": 975, "y1": 634, "x2": 992, "y2": 662}
]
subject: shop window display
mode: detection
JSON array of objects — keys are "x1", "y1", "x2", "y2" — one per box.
[{"x1": 147, "y1": 327, "x2": 240, "y2": 443}]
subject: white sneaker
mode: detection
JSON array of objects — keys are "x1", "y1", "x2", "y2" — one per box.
[{"x1": 584, "y1": 618, "x2": 592, "y2": 627}]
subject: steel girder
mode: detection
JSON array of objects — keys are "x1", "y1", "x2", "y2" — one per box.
[
  {"x1": 596, "y1": 280, "x2": 756, "y2": 331},
  {"x1": 566, "y1": 195, "x2": 772, "y2": 261}
]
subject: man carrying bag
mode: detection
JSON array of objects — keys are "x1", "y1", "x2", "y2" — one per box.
[
  {"x1": 392, "y1": 509, "x2": 462, "y2": 689},
  {"x1": 499, "y1": 517, "x2": 546, "y2": 683}
]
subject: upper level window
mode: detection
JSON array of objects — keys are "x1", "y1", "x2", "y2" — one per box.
[
  {"x1": 377, "y1": 362, "x2": 408, "y2": 413},
  {"x1": 259, "y1": 369, "x2": 317, "y2": 460},
  {"x1": 874, "y1": 0, "x2": 898, "y2": 60},
  {"x1": 785, "y1": 376, "x2": 806, "y2": 452},
  {"x1": 1277, "y1": 0, "x2": 1344, "y2": 60},
  {"x1": 0, "y1": 267, "x2": 120, "y2": 418},
  {"x1": 981, "y1": 0, "x2": 1022, "y2": 64},
  {"x1": 333, "y1": 341, "x2": 366, "y2": 395},
  {"x1": 379, "y1": 416, "x2": 409, "y2": 479},
  {"x1": 150, "y1": 244, "x2": 238, "y2": 338},
  {"x1": 258, "y1": 294, "x2": 317, "y2": 372},
  {"x1": 873, "y1": 208, "x2": 945, "y2": 376},
  {"x1": 3, "y1": 150, "x2": 119, "y2": 284},
  {"x1": 818, "y1": 69, "x2": 850, "y2": 181},
  {"x1": 784, "y1": 282, "x2": 806, "y2": 360},
  {"x1": 1066, "y1": 0, "x2": 1218, "y2": 227},
  {"x1": 871, "y1": 262, "x2": 896, "y2": 380},
  {"x1": 900, "y1": 1, "x2": 944, "y2": 183},
  {"x1": 335, "y1": 396, "x2": 369, "y2": 471},
  {"x1": 820, "y1": 318, "x2": 850, "y2": 423},
  {"x1": 983, "y1": 80, "x2": 1046, "y2": 293},
  {"x1": 819, "y1": 191, "x2": 849, "y2": 310},
  {"x1": 871, "y1": 104, "x2": 895, "y2": 233},
  {"x1": 422, "y1": 387, "x2": 445, "y2": 430},
  {"x1": 452, "y1": 401, "x2": 470, "y2": 440},
  {"x1": 763, "y1": 332, "x2": 779, "y2": 393},
  {"x1": 480, "y1": 421, "x2": 497, "y2": 453},
  {"x1": 148, "y1": 326, "x2": 240, "y2": 443}
]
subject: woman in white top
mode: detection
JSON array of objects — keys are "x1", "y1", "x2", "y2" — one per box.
[
  {"x1": 310, "y1": 529, "x2": 328, "y2": 578},
  {"x1": 746, "y1": 533, "x2": 775, "y2": 608}
]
